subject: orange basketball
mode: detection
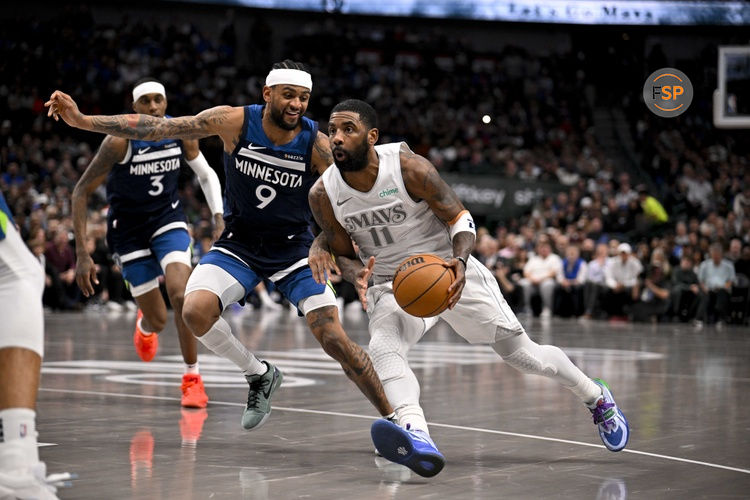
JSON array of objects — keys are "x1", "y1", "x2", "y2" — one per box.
[{"x1": 393, "y1": 254, "x2": 456, "y2": 318}]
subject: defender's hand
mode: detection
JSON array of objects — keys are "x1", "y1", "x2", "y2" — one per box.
[
  {"x1": 355, "y1": 256, "x2": 375, "y2": 310},
  {"x1": 309, "y1": 242, "x2": 340, "y2": 285},
  {"x1": 75, "y1": 254, "x2": 99, "y2": 297}
]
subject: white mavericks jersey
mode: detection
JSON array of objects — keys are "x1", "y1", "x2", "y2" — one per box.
[{"x1": 322, "y1": 142, "x2": 452, "y2": 283}]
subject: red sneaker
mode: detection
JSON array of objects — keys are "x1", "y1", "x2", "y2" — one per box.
[
  {"x1": 133, "y1": 309, "x2": 158, "y2": 362},
  {"x1": 181, "y1": 373, "x2": 209, "y2": 408}
]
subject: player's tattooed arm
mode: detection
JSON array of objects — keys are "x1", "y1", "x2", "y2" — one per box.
[
  {"x1": 400, "y1": 143, "x2": 467, "y2": 229},
  {"x1": 308, "y1": 178, "x2": 357, "y2": 284},
  {"x1": 46, "y1": 91, "x2": 243, "y2": 146},
  {"x1": 311, "y1": 131, "x2": 334, "y2": 175},
  {"x1": 400, "y1": 142, "x2": 473, "y2": 307},
  {"x1": 71, "y1": 135, "x2": 127, "y2": 297}
]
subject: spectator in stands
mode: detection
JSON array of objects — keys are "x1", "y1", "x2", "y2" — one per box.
[
  {"x1": 520, "y1": 239, "x2": 562, "y2": 318},
  {"x1": 726, "y1": 238, "x2": 742, "y2": 263},
  {"x1": 649, "y1": 247, "x2": 671, "y2": 279},
  {"x1": 604, "y1": 243, "x2": 643, "y2": 319},
  {"x1": 630, "y1": 263, "x2": 670, "y2": 323},
  {"x1": 735, "y1": 245, "x2": 750, "y2": 279},
  {"x1": 614, "y1": 173, "x2": 637, "y2": 208},
  {"x1": 695, "y1": 243, "x2": 736, "y2": 327},
  {"x1": 493, "y1": 256, "x2": 524, "y2": 313},
  {"x1": 26, "y1": 229, "x2": 63, "y2": 311},
  {"x1": 582, "y1": 243, "x2": 609, "y2": 319},
  {"x1": 555, "y1": 244, "x2": 586, "y2": 317},
  {"x1": 637, "y1": 185, "x2": 669, "y2": 230},
  {"x1": 670, "y1": 254, "x2": 700, "y2": 322},
  {"x1": 43, "y1": 227, "x2": 80, "y2": 310},
  {"x1": 733, "y1": 186, "x2": 750, "y2": 224}
]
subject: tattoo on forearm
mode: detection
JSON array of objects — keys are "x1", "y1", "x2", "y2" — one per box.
[
  {"x1": 314, "y1": 135, "x2": 334, "y2": 167},
  {"x1": 88, "y1": 107, "x2": 230, "y2": 141}
]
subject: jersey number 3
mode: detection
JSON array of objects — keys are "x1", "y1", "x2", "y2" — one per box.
[{"x1": 148, "y1": 175, "x2": 164, "y2": 196}]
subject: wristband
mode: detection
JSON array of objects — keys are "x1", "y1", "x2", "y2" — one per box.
[
  {"x1": 456, "y1": 256, "x2": 467, "y2": 268},
  {"x1": 448, "y1": 210, "x2": 476, "y2": 239}
]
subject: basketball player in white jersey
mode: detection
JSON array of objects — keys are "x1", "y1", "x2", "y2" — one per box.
[
  {"x1": 0, "y1": 193, "x2": 72, "y2": 498},
  {"x1": 308, "y1": 99, "x2": 630, "y2": 478}
]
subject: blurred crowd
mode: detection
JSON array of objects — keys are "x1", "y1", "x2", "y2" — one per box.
[{"x1": 1, "y1": 7, "x2": 748, "y2": 324}]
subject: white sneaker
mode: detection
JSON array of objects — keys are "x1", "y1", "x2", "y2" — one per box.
[
  {"x1": 540, "y1": 308, "x2": 552, "y2": 319},
  {"x1": 0, "y1": 462, "x2": 71, "y2": 500}
]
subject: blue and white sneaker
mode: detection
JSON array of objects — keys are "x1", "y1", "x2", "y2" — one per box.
[
  {"x1": 370, "y1": 419, "x2": 445, "y2": 478},
  {"x1": 590, "y1": 378, "x2": 629, "y2": 452}
]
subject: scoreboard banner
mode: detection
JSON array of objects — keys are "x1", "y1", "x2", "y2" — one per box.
[{"x1": 179, "y1": 0, "x2": 750, "y2": 26}]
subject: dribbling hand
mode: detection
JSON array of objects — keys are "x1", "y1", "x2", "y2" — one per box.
[{"x1": 444, "y1": 257, "x2": 466, "y2": 309}]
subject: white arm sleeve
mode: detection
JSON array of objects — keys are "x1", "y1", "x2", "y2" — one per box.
[{"x1": 185, "y1": 151, "x2": 223, "y2": 216}]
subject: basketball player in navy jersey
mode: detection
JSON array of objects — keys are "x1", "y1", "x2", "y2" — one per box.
[
  {"x1": 48, "y1": 61, "x2": 394, "y2": 432},
  {"x1": 71, "y1": 78, "x2": 224, "y2": 408},
  {"x1": 308, "y1": 99, "x2": 630, "y2": 477}
]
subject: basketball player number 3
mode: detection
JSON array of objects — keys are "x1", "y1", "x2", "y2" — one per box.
[
  {"x1": 148, "y1": 175, "x2": 164, "y2": 196},
  {"x1": 256, "y1": 184, "x2": 277, "y2": 209}
]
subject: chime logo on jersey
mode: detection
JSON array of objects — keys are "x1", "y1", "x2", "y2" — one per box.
[
  {"x1": 379, "y1": 187, "x2": 399, "y2": 198},
  {"x1": 343, "y1": 204, "x2": 406, "y2": 232}
]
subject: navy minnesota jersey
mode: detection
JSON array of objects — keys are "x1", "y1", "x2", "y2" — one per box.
[
  {"x1": 107, "y1": 135, "x2": 184, "y2": 215},
  {"x1": 220, "y1": 104, "x2": 318, "y2": 240}
]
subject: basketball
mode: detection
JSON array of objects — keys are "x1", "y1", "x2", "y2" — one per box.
[{"x1": 393, "y1": 254, "x2": 456, "y2": 317}]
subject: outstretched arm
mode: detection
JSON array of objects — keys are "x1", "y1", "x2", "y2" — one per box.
[
  {"x1": 399, "y1": 142, "x2": 475, "y2": 308},
  {"x1": 71, "y1": 135, "x2": 127, "y2": 297},
  {"x1": 46, "y1": 90, "x2": 243, "y2": 148}
]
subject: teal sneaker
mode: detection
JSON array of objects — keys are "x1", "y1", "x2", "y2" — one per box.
[
  {"x1": 590, "y1": 378, "x2": 629, "y2": 452},
  {"x1": 242, "y1": 361, "x2": 283, "y2": 430}
]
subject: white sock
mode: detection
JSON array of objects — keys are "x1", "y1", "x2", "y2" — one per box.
[
  {"x1": 184, "y1": 362, "x2": 199, "y2": 375},
  {"x1": 137, "y1": 317, "x2": 155, "y2": 336},
  {"x1": 0, "y1": 408, "x2": 39, "y2": 469},
  {"x1": 197, "y1": 316, "x2": 266, "y2": 375},
  {"x1": 395, "y1": 404, "x2": 429, "y2": 434}
]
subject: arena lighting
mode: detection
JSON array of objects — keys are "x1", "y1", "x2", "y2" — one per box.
[{"x1": 174, "y1": 0, "x2": 750, "y2": 26}]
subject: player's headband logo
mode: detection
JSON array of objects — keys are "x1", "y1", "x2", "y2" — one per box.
[
  {"x1": 265, "y1": 69, "x2": 313, "y2": 91},
  {"x1": 132, "y1": 81, "x2": 166, "y2": 102}
]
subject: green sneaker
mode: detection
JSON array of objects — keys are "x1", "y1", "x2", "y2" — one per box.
[{"x1": 242, "y1": 361, "x2": 283, "y2": 430}]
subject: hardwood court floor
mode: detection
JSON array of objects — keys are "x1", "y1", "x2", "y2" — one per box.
[{"x1": 36, "y1": 306, "x2": 750, "y2": 499}]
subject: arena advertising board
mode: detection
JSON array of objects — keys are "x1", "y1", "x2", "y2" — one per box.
[
  {"x1": 180, "y1": 0, "x2": 750, "y2": 25},
  {"x1": 440, "y1": 174, "x2": 566, "y2": 218}
]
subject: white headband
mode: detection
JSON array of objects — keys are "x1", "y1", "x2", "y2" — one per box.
[
  {"x1": 132, "y1": 81, "x2": 166, "y2": 102},
  {"x1": 265, "y1": 69, "x2": 313, "y2": 91}
]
